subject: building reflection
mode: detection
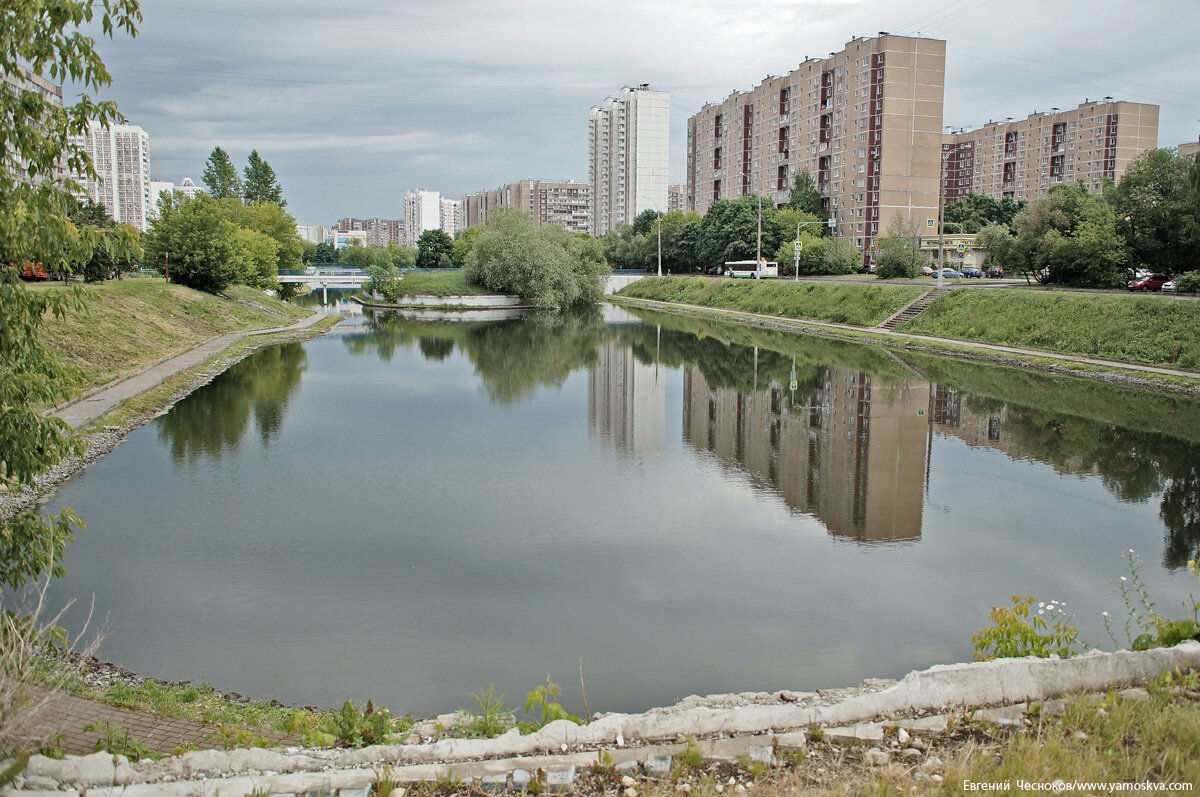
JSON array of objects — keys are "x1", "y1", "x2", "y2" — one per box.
[
  {"x1": 588, "y1": 338, "x2": 665, "y2": 457},
  {"x1": 681, "y1": 365, "x2": 930, "y2": 543}
]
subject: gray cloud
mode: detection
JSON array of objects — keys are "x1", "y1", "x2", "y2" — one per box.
[{"x1": 75, "y1": 0, "x2": 1200, "y2": 223}]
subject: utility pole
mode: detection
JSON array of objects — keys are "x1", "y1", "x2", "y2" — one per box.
[
  {"x1": 164, "y1": 252, "x2": 169, "y2": 283},
  {"x1": 937, "y1": 149, "x2": 946, "y2": 290}
]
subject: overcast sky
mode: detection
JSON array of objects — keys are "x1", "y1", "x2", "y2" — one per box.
[{"x1": 77, "y1": 0, "x2": 1200, "y2": 225}]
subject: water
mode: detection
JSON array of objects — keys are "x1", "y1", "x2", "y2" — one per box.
[{"x1": 43, "y1": 302, "x2": 1200, "y2": 717}]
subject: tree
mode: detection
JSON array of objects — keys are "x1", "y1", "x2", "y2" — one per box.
[
  {"x1": 873, "y1": 213, "x2": 924, "y2": 278},
  {"x1": 786, "y1": 170, "x2": 827, "y2": 221},
  {"x1": 464, "y1": 207, "x2": 607, "y2": 309},
  {"x1": 225, "y1": 199, "x2": 302, "y2": 272},
  {"x1": 242, "y1": 149, "x2": 285, "y2": 207},
  {"x1": 1011, "y1": 183, "x2": 1128, "y2": 287},
  {"x1": 451, "y1": 226, "x2": 482, "y2": 268},
  {"x1": 824, "y1": 237, "x2": 861, "y2": 274},
  {"x1": 0, "y1": 0, "x2": 140, "y2": 688},
  {"x1": 1107, "y1": 148, "x2": 1199, "y2": 274},
  {"x1": 387, "y1": 242, "x2": 415, "y2": 270},
  {"x1": 202, "y1": 146, "x2": 242, "y2": 200},
  {"x1": 976, "y1": 223, "x2": 1021, "y2": 274},
  {"x1": 312, "y1": 241, "x2": 337, "y2": 264},
  {"x1": 631, "y1": 208, "x2": 660, "y2": 236},
  {"x1": 68, "y1": 199, "x2": 140, "y2": 282},
  {"x1": 943, "y1": 192, "x2": 1025, "y2": 233},
  {"x1": 415, "y1": 228, "x2": 454, "y2": 269},
  {"x1": 229, "y1": 227, "x2": 279, "y2": 288},
  {"x1": 145, "y1": 193, "x2": 241, "y2": 292},
  {"x1": 696, "y1": 195, "x2": 780, "y2": 268}
]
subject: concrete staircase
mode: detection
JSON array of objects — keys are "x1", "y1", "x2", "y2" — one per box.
[{"x1": 878, "y1": 288, "x2": 950, "y2": 330}]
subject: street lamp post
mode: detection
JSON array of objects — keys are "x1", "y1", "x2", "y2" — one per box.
[{"x1": 640, "y1": 195, "x2": 663, "y2": 277}]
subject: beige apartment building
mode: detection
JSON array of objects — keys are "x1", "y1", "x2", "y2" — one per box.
[
  {"x1": 1179, "y1": 139, "x2": 1200, "y2": 161},
  {"x1": 687, "y1": 34, "x2": 946, "y2": 261},
  {"x1": 942, "y1": 99, "x2": 1159, "y2": 202},
  {"x1": 338, "y1": 217, "x2": 405, "y2": 247},
  {"x1": 461, "y1": 179, "x2": 592, "y2": 234},
  {"x1": 3, "y1": 65, "x2": 68, "y2": 188},
  {"x1": 667, "y1": 184, "x2": 686, "y2": 212}
]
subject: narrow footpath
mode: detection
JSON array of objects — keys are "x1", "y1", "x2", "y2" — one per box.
[
  {"x1": 51, "y1": 310, "x2": 332, "y2": 431},
  {"x1": 613, "y1": 295, "x2": 1200, "y2": 384}
]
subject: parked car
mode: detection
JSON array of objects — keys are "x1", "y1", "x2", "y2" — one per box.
[
  {"x1": 1163, "y1": 280, "x2": 1175, "y2": 293},
  {"x1": 936, "y1": 268, "x2": 962, "y2": 279},
  {"x1": 985, "y1": 266, "x2": 1005, "y2": 279},
  {"x1": 921, "y1": 265, "x2": 934, "y2": 276},
  {"x1": 1127, "y1": 273, "x2": 1171, "y2": 291},
  {"x1": 960, "y1": 266, "x2": 983, "y2": 278}
]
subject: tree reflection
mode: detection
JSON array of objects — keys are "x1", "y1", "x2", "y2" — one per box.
[{"x1": 156, "y1": 343, "x2": 307, "y2": 464}]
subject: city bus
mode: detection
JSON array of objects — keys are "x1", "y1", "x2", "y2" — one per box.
[{"x1": 723, "y1": 259, "x2": 778, "y2": 278}]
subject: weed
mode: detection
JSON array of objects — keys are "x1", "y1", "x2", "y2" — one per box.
[
  {"x1": 806, "y1": 724, "x2": 825, "y2": 743},
  {"x1": 671, "y1": 735, "x2": 705, "y2": 777},
  {"x1": 523, "y1": 676, "x2": 582, "y2": 731},
  {"x1": 205, "y1": 724, "x2": 271, "y2": 750},
  {"x1": 1104, "y1": 550, "x2": 1200, "y2": 651},
  {"x1": 320, "y1": 699, "x2": 397, "y2": 747},
  {"x1": 371, "y1": 764, "x2": 399, "y2": 797},
  {"x1": 971, "y1": 594, "x2": 1083, "y2": 659},
  {"x1": 459, "y1": 684, "x2": 512, "y2": 738},
  {"x1": 737, "y1": 753, "x2": 768, "y2": 779},
  {"x1": 84, "y1": 720, "x2": 156, "y2": 761}
]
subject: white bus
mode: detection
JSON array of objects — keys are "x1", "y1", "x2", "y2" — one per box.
[{"x1": 723, "y1": 260, "x2": 779, "y2": 279}]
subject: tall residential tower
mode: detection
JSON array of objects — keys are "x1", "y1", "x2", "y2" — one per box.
[{"x1": 588, "y1": 84, "x2": 669, "y2": 236}]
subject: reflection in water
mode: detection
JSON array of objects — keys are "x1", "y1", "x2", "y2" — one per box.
[
  {"x1": 679, "y1": 366, "x2": 929, "y2": 543},
  {"x1": 156, "y1": 343, "x2": 307, "y2": 464},
  {"x1": 588, "y1": 338, "x2": 665, "y2": 457}
]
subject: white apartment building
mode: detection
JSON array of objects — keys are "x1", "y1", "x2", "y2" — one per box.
[
  {"x1": 70, "y1": 120, "x2": 152, "y2": 230},
  {"x1": 439, "y1": 197, "x2": 462, "y2": 237},
  {"x1": 147, "y1": 180, "x2": 173, "y2": 219},
  {"x1": 405, "y1": 189, "x2": 454, "y2": 245},
  {"x1": 176, "y1": 176, "x2": 201, "y2": 199},
  {"x1": 588, "y1": 84, "x2": 669, "y2": 236}
]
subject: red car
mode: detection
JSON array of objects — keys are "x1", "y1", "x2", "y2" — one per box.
[{"x1": 1127, "y1": 273, "x2": 1171, "y2": 291}]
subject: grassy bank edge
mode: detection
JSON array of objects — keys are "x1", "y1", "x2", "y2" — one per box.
[{"x1": 608, "y1": 296, "x2": 1200, "y2": 395}]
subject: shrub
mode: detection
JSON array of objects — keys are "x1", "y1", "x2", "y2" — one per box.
[
  {"x1": 971, "y1": 594, "x2": 1082, "y2": 659},
  {"x1": 1174, "y1": 271, "x2": 1200, "y2": 294}
]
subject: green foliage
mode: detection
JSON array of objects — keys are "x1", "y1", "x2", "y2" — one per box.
[
  {"x1": 522, "y1": 676, "x2": 581, "y2": 730},
  {"x1": 1174, "y1": 271, "x2": 1200, "y2": 294},
  {"x1": 773, "y1": 229, "x2": 858, "y2": 276},
  {"x1": 202, "y1": 146, "x2": 242, "y2": 199},
  {"x1": 460, "y1": 684, "x2": 512, "y2": 738},
  {"x1": 69, "y1": 199, "x2": 140, "y2": 282},
  {"x1": 697, "y1": 195, "x2": 781, "y2": 267},
  {"x1": 971, "y1": 594, "x2": 1082, "y2": 660},
  {"x1": 672, "y1": 735, "x2": 705, "y2": 776},
  {"x1": 242, "y1": 149, "x2": 284, "y2": 206},
  {"x1": 84, "y1": 720, "x2": 156, "y2": 761},
  {"x1": 785, "y1": 170, "x2": 827, "y2": 221},
  {"x1": 1009, "y1": 182, "x2": 1130, "y2": 287},
  {"x1": 229, "y1": 227, "x2": 279, "y2": 288},
  {"x1": 342, "y1": 244, "x2": 396, "y2": 272},
  {"x1": 415, "y1": 228, "x2": 454, "y2": 269},
  {"x1": 0, "y1": 755, "x2": 28, "y2": 787},
  {"x1": 464, "y1": 207, "x2": 607, "y2": 309},
  {"x1": 1108, "y1": 148, "x2": 1200, "y2": 274},
  {"x1": 451, "y1": 225, "x2": 481, "y2": 268},
  {"x1": 225, "y1": 200, "x2": 303, "y2": 273},
  {"x1": 1104, "y1": 550, "x2": 1200, "y2": 652},
  {"x1": 319, "y1": 699, "x2": 397, "y2": 747},
  {"x1": 372, "y1": 764, "x2": 400, "y2": 797},
  {"x1": 943, "y1": 192, "x2": 1025, "y2": 233},
  {"x1": 873, "y1": 213, "x2": 923, "y2": 278}
]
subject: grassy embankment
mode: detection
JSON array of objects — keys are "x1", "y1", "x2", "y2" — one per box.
[
  {"x1": 395, "y1": 270, "x2": 494, "y2": 297},
  {"x1": 33, "y1": 277, "x2": 310, "y2": 405},
  {"x1": 617, "y1": 277, "x2": 924, "y2": 327},
  {"x1": 905, "y1": 288, "x2": 1200, "y2": 370}
]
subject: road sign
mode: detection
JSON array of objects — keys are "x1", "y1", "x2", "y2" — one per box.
[
  {"x1": 956, "y1": 243, "x2": 966, "y2": 253},
  {"x1": 926, "y1": 219, "x2": 936, "y2": 228},
  {"x1": 794, "y1": 241, "x2": 803, "y2": 252},
  {"x1": 917, "y1": 407, "x2": 926, "y2": 417},
  {"x1": 789, "y1": 380, "x2": 798, "y2": 391}
]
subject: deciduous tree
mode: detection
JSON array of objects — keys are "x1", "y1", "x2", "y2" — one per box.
[{"x1": 415, "y1": 228, "x2": 453, "y2": 269}]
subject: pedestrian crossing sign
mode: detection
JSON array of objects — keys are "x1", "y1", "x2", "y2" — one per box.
[{"x1": 926, "y1": 219, "x2": 936, "y2": 228}]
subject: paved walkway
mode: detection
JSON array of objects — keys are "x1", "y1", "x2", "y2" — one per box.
[
  {"x1": 18, "y1": 684, "x2": 295, "y2": 756},
  {"x1": 52, "y1": 310, "x2": 331, "y2": 431},
  {"x1": 616, "y1": 296, "x2": 1200, "y2": 382}
]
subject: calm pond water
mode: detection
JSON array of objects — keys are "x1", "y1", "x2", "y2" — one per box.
[{"x1": 44, "y1": 299, "x2": 1200, "y2": 717}]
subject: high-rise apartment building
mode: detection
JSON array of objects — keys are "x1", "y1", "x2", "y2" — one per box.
[
  {"x1": 1177, "y1": 138, "x2": 1199, "y2": 162},
  {"x1": 667, "y1": 184, "x2": 686, "y2": 212},
  {"x1": 338, "y1": 217, "x2": 405, "y2": 247},
  {"x1": 687, "y1": 34, "x2": 946, "y2": 261},
  {"x1": 70, "y1": 120, "x2": 152, "y2": 230},
  {"x1": 941, "y1": 99, "x2": 1159, "y2": 202},
  {"x1": 2, "y1": 64, "x2": 66, "y2": 188},
  {"x1": 588, "y1": 84, "x2": 669, "y2": 236},
  {"x1": 461, "y1": 179, "x2": 592, "y2": 233},
  {"x1": 403, "y1": 189, "x2": 462, "y2": 244}
]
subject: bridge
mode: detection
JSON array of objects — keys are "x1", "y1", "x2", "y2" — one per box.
[{"x1": 278, "y1": 267, "x2": 368, "y2": 302}]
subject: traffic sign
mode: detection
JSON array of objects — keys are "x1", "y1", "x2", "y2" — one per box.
[
  {"x1": 794, "y1": 241, "x2": 803, "y2": 252},
  {"x1": 956, "y1": 243, "x2": 966, "y2": 253},
  {"x1": 789, "y1": 380, "x2": 798, "y2": 391},
  {"x1": 926, "y1": 219, "x2": 936, "y2": 228}
]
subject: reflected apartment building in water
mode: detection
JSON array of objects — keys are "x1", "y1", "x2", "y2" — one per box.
[
  {"x1": 681, "y1": 366, "x2": 930, "y2": 542},
  {"x1": 587, "y1": 340, "x2": 666, "y2": 457}
]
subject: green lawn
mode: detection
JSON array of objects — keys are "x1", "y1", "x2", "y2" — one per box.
[
  {"x1": 395, "y1": 270, "x2": 495, "y2": 297},
  {"x1": 616, "y1": 276, "x2": 924, "y2": 327},
  {"x1": 904, "y1": 289, "x2": 1200, "y2": 369},
  {"x1": 36, "y1": 278, "x2": 308, "y2": 402}
]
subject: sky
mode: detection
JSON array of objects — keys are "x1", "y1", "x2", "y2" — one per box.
[{"x1": 75, "y1": 0, "x2": 1200, "y2": 226}]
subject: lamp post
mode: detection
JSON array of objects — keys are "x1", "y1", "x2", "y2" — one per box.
[
  {"x1": 730, "y1": 169, "x2": 764, "y2": 268},
  {"x1": 793, "y1": 217, "x2": 837, "y2": 281},
  {"x1": 640, "y1": 195, "x2": 663, "y2": 277}
]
